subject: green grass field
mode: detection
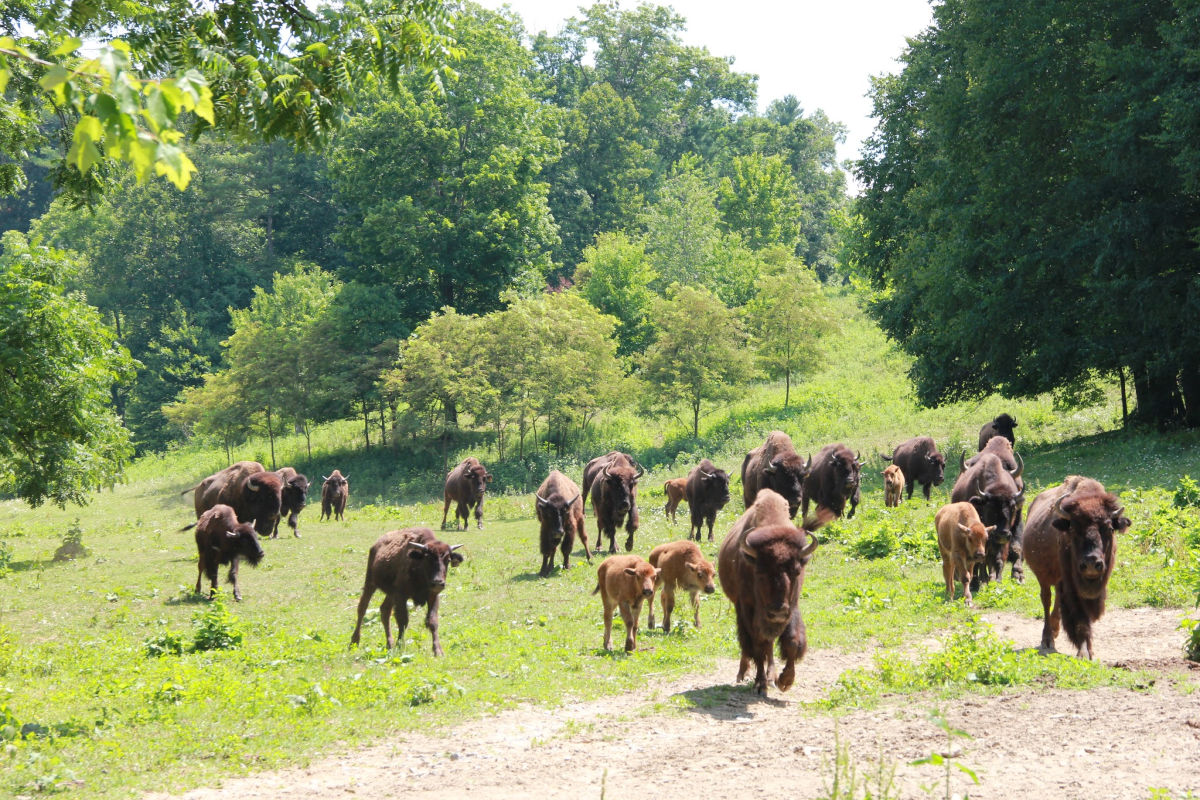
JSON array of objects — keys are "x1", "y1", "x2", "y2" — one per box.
[{"x1": 1, "y1": 290, "x2": 1197, "y2": 798}]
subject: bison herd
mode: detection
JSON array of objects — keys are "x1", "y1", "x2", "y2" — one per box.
[{"x1": 176, "y1": 413, "x2": 1132, "y2": 694}]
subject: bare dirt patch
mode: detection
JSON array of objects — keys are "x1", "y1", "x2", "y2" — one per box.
[{"x1": 149, "y1": 607, "x2": 1200, "y2": 800}]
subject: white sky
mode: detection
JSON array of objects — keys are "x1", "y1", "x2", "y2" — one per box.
[{"x1": 479, "y1": 0, "x2": 936, "y2": 168}]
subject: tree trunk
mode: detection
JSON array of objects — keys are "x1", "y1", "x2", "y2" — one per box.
[
  {"x1": 693, "y1": 398, "x2": 700, "y2": 438},
  {"x1": 785, "y1": 371, "x2": 791, "y2": 408},
  {"x1": 444, "y1": 398, "x2": 459, "y2": 426},
  {"x1": 378, "y1": 401, "x2": 388, "y2": 446},
  {"x1": 303, "y1": 420, "x2": 312, "y2": 460},
  {"x1": 1180, "y1": 358, "x2": 1200, "y2": 428},
  {"x1": 361, "y1": 398, "x2": 371, "y2": 449},
  {"x1": 265, "y1": 404, "x2": 276, "y2": 469},
  {"x1": 1118, "y1": 366, "x2": 1128, "y2": 429},
  {"x1": 1131, "y1": 363, "x2": 1185, "y2": 428}
]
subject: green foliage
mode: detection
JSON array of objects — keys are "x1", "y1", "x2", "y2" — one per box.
[
  {"x1": 190, "y1": 594, "x2": 243, "y2": 653},
  {"x1": 573, "y1": 232, "x2": 658, "y2": 357},
  {"x1": 1174, "y1": 476, "x2": 1200, "y2": 508},
  {"x1": 716, "y1": 153, "x2": 803, "y2": 250},
  {"x1": 909, "y1": 709, "x2": 980, "y2": 799},
  {"x1": 639, "y1": 286, "x2": 756, "y2": 436},
  {"x1": 820, "y1": 727, "x2": 898, "y2": 800},
  {"x1": 641, "y1": 156, "x2": 722, "y2": 290},
  {"x1": 143, "y1": 632, "x2": 185, "y2": 658},
  {"x1": 0, "y1": 231, "x2": 134, "y2": 506}
]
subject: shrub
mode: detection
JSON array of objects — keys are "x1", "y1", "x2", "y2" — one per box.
[
  {"x1": 1174, "y1": 475, "x2": 1200, "y2": 509},
  {"x1": 190, "y1": 594, "x2": 244, "y2": 652},
  {"x1": 143, "y1": 632, "x2": 186, "y2": 658}
]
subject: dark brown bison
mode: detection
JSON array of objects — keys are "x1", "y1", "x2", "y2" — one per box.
[
  {"x1": 442, "y1": 457, "x2": 492, "y2": 530},
  {"x1": 535, "y1": 470, "x2": 590, "y2": 577},
  {"x1": 964, "y1": 436, "x2": 1027, "y2": 582},
  {"x1": 802, "y1": 443, "x2": 863, "y2": 529},
  {"x1": 880, "y1": 436, "x2": 946, "y2": 501},
  {"x1": 1023, "y1": 476, "x2": 1130, "y2": 659},
  {"x1": 951, "y1": 450, "x2": 1024, "y2": 590},
  {"x1": 272, "y1": 467, "x2": 309, "y2": 538},
  {"x1": 583, "y1": 451, "x2": 643, "y2": 553},
  {"x1": 320, "y1": 470, "x2": 348, "y2": 521},
  {"x1": 718, "y1": 488, "x2": 819, "y2": 695},
  {"x1": 684, "y1": 458, "x2": 731, "y2": 541},
  {"x1": 349, "y1": 528, "x2": 464, "y2": 655},
  {"x1": 183, "y1": 461, "x2": 282, "y2": 538},
  {"x1": 978, "y1": 413, "x2": 1017, "y2": 451},
  {"x1": 741, "y1": 431, "x2": 811, "y2": 519},
  {"x1": 188, "y1": 504, "x2": 264, "y2": 601},
  {"x1": 663, "y1": 477, "x2": 688, "y2": 523}
]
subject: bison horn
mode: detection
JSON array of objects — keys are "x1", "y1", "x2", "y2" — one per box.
[
  {"x1": 701, "y1": 470, "x2": 714, "y2": 478},
  {"x1": 602, "y1": 464, "x2": 612, "y2": 479},
  {"x1": 247, "y1": 480, "x2": 260, "y2": 492},
  {"x1": 535, "y1": 493, "x2": 551, "y2": 507},
  {"x1": 740, "y1": 539, "x2": 757, "y2": 560},
  {"x1": 855, "y1": 450, "x2": 862, "y2": 465},
  {"x1": 226, "y1": 530, "x2": 240, "y2": 538},
  {"x1": 1009, "y1": 451, "x2": 1024, "y2": 480},
  {"x1": 342, "y1": 474, "x2": 348, "y2": 480},
  {"x1": 633, "y1": 463, "x2": 644, "y2": 479},
  {"x1": 406, "y1": 540, "x2": 430, "y2": 552},
  {"x1": 959, "y1": 451, "x2": 967, "y2": 471},
  {"x1": 569, "y1": 492, "x2": 581, "y2": 506},
  {"x1": 799, "y1": 533, "x2": 819, "y2": 558},
  {"x1": 764, "y1": 458, "x2": 779, "y2": 474},
  {"x1": 450, "y1": 544, "x2": 464, "y2": 552},
  {"x1": 804, "y1": 454, "x2": 812, "y2": 470},
  {"x1": 322, "y1": 475, "x2": 329, "y2": 482},
  {"x1": 1052, "y1": 498, "x2": 1070, "y2": 519}
]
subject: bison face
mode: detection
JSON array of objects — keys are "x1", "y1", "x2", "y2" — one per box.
[
  {"x1": 927, "y1": 453, "x2": 946, "y2": 485},
  {"x1": 699, "y1": 469, "x2": 731, "y2": 506},
  {"x1": 602, "y1": 466, "x2": 638, "y2": 514},
  {"x1": 468, "y1": 467, "x2": 492, "y2": 497},
  {"x1": 958, "y1": 522, "x2": 991, "y2": 565},
  {"x1": 282, "y1": 476, "x2": 309, "y2": 509},
  {"x1": 231, "y1": 524, "x2": 265, "y2": 566},
  {"x1": 1053, "y1": 495, "x2": 1128, "y2": 598},
  {"x1": 537, "y1": 493, "x2": 579, "y2": 543},
  {"x1": 687, "y1": 560, "x2": 717, "y2": 594},
  {"x1": 408, "y1": 541, "x2": 465, "y2": 589},
  {"x1": 741, "y1": 527, "x2": 818, "y2": 626},
  {"x1": 763, "y1": 457, "x2": 809, "y2": 519},
  {"x1": 624, "y1": 564, "x2": 660, "y2": 598},
  {"x1": 969, "y1": 492, "x2": 1018, "y2": 542}
]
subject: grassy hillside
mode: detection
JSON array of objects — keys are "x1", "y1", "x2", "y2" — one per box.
[{"x1": 0, "y1": 289, "x2": 1197, "y2": 798}]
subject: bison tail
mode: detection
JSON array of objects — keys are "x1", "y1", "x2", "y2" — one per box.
[
  {"x1": 180, "y1": 522, "x2": 198, "y2": 532},
  {"x1": 879, "y1": 453, "x2": 893, "y2": 461},
  {"x1": 591, "y1": 582, "x2": 601, "y2": 596},
  {"x1": 178, "y1": 482, "x2": 201, "y2": 496}
]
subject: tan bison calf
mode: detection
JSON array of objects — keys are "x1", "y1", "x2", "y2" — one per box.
[
  {"x1": 593, "y1": 554, "x2": 660, "y2": 652},
  {"x1": 934, "y1": 502, "x2": 993, "y2": 606},
  {"x1": 663, "y1": 477, "x2": 688, "y2": 523},
  {"x1": 882, "y1": 464, "x2": 905, "y2": 508},
  {"x1": 647, "y1": 540, "x2": 716, "y2": 633}
]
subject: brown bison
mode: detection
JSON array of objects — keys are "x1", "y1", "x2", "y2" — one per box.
[
  {"x1": 272, "y1": 467, "x2": 309, "y2": 538},
  {"x1": 1024, "y1": 477, "x2": 1130, "y2": 659},
  {"x1": 349, "y1": 528, "x2": 464, "y2": 655},
  {"x1": 684, "y1": 459, "x2": 731, "y2": 541},
  {"x1": 663, "y1": 477, "x2": 688, "y2": 524},
  {"x1": 535, "y1": 470, "x2": 590, "y2": 577},
  {"x1": 320, "y1": 470, "x2": 349, "y2": 521},
  {"x1": 184, "y1": 461, "x2": 282, "y2": 539},
  {"x1": 442, "y1": 457, "x2": 493, "y2": 530},
  {"x1": 188, "y1": 504, "x2": 265, "y2": 601},
  {"x1": 935, "y1": 502, "x2": 993, "y2": 606},
  {"x1": 880, "y1": 436, "x2": 946, "y2": 501},
  {"x1": 802, "y1": 443, "x2": 863, "y2": 529},
  {"x1": 951, "y1": 450, "x2": 1024, "y2": 591},
  {"x1": 978, "y1": 413, "x2": 1017, "y2": 451},
  {"x1": 741, "y1": 431, "x2": 811, "y2": 519},
  {"x1": 964, "y1": 435, "x2": 1027, "y2": 582},
  {"x1": 583, "y1": 451, "x2": 643, "y2": 553},
  {"x1": 647, "y1": 540, "x2": 716, "y2": 633},
  {"x1": 718, "y1": 488, "x2": 819, "y2": 695},
  {"x1": 882, "y1": 464, "x2": 905, "y2": 508},
  {"x1": 593, "y1": 554, "x2": 659, "y2": 652}
]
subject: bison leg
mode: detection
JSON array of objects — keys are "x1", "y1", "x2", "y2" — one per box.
[
  {"x1": 922, "y1": 482, "x2": 932, "y2": 502},
  {"x1": 776, "y1": 609, "x2": 808, "y2": 692},
  {"x1": 539, "y1": 550, "x2": 554, "y2": 578},
  {"x1": 227, "y1": 557, "x2": 243, "y2": 601},
  {"x1": 941, "y1": 557, "x2": 956, "y2": 602},
  {"x1": 560, "y1": 534, "x2": 573, "y2": 571},
  {"x1": 393, "y1": 597, "x2": 411, "y2": 650},
  {"x1": 660, "y1": 584, "x2": 676, "y2": 634},
  {"x1": 619, "y1": 599, "x2": 638, "y2": 652},
  {"x1": 289, "y1": 512, "x2": 300, "y2": 538},
  {"x1": 474, "y1": 496, "x2": 485, "y2": 530},
  {"x1": 602, "y1": 595, "x2": 615, "y2": 650},
  {"x1": 349, "y1": 585, "x2": 377, "y2": 647},
  {"x1": 441, "y1": 496, "x2": 452, "y2": 529},
  {"x1": 734, "y1": 606, "x2": 756, "y2": 684},
  {"x1": 270, "y1": 517, "x2": 280, "y2": 539},
  {"x1": 959, "y1": 561, "x2": 974, "y2": 607},
  {"x1": 426, "y1": 595, "x2": 444, "y2": 657},
  {"x1": 1038, "y1": 583, "x2": 1059, "y2": 652}
]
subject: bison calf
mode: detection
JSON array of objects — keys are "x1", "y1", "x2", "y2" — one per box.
[
  {"x1": 320, "y1": 470, "x2": 349, "y2": 521},
  {"x1": 647, "y1": 540, "x2": 716, "y2": 633},
  {"x1": 882, "y1": 464, "x2": 905, "y2": 508},
  {"x1": 189, "y1": 504, "x2": 264, "y2": 601},
  {"x1": 663, "y1": 477, "x2": 688, "y2": 524},
  {"x1": 349, "y1": 528, "x2": 464, "y2": 655},
  {"x1": 935, "y1": 502, "x2": 993, "y2": 606},
  {"x1": 593, "y1": 555, "x2": 660, "y2": 652}
]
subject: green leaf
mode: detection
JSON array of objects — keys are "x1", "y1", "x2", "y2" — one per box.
[
  {"x1": 39, "y1": 65, "x2": 72, "y2": 92},
  {"x1": 954, "y1": 762, "x2": 980, "y2": 783},
  {"x1": 0, "y1": 66, "x2": 9, "y2": 95},
  {"x1": 52, "y1": 36, "x2": 83, "y2": 57},
  {"x1": 67, "y1": 116, "x2": 104, "y2": 174},
  {"x1": 153, "y1": 142, "x2": 197, "y2": 189}
]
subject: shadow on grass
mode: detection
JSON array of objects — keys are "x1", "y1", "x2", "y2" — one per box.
[
  {"x1": 674, "y1": 683, "x2": 789, "y2": 717},
  {"x1": 164, "y1": 593, "x2": 209, "y2": 606}
]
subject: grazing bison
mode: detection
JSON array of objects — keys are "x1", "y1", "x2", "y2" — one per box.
[
  {"x1": 880, "y1": 436, "x2": 946, "y2": 501},
  {"x1": 349, "y1": 528, "x2": 464, "y2": 655},
  {"x1": 718, "y1": 488, "x2": 819, "y2": 695},
  {"x1": 188, "y1": 504, "x2": 264, "y2": 601},
  {"x1": 320, "y1": 470, "x2": 349, "y2": 521},
  {"x1": 583, "y1": 451, "x2": 643, "y2": 553},
  {"x1": 593, "y1": 554, "x2": 659, "y2": 652},
  {"x1": 741, "y1": 431, "x2": 811, "y2": 519},
  {"x1": 978, "y1": 413, "x2": 1018, "y2": 451},
  {"x1": 663, "y1": 477, "x2": 688, "y2": 524},
  {"x1": 442, "y1": 457, "x2": 493, "y2": 530},
  {"x1": 882, "y1": 464, "x2": 905, "y2": 508},
  {"x1": 184, "y1": 461, "x2": 282, "y2": 539},
  {"x1": 951, "y1": 450, "x2": 1024, "y2": 590},
  {"x1": 802, "y1": 444, "x2": 863, "y2": 529},
  {"x1": 535, "y1": 470, "x2": 590, "y2": 577},
  {"x1": 272, "y1": 467, "x2": 309, "y2": 538},
  {"x1": 964, "y1": 436, "x2": 1027, "y2": 582},
  {"x1": 647, "y1": 540, "x2": 716, "y2": 633},
  {"x1": 1024, "y1": 477, "x2": 1130, "y2": 659},
  {"x1": 935, "y1": 502, "x2": 993, "y2": 606},
  {"x1": 684, "y1": 459, "x2": 731, "y2": 541}
]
